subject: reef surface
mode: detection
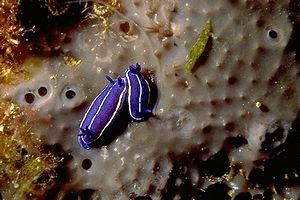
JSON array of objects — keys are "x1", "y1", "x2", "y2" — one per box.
[{"x1": 0, "y1": 0, "x2": 300, "y2": 199}]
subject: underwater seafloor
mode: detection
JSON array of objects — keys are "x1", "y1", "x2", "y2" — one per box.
[{"x1": 0, "y1": 0, "x2": 300, "y2": 199}]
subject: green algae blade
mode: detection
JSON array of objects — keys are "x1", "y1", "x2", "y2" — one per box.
[{"x1": 184, "y1": 19, "x2": 212, "y2": 72}]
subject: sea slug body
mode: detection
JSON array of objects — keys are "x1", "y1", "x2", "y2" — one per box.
[
  {"x1": 125, "y1": 63, "x2": 152, "y2": 121},
  {"x1": 78, "y1": 76, "x2": 127, "y2": 149}
]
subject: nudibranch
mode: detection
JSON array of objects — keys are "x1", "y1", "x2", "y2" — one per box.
[
  {"x1": 78, "y1": 63, "x2": 153, "y2": 149},
  {"x1": 78, "y1": 76, "x2": 127, "y2": 149},
  {"x1": 125, "y1": 63, "x2": 152, "y2": 121}
]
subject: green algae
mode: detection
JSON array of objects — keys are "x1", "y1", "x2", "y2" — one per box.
[{"x1": 184, "y1": 19, "x2": 212, "y2": 72}]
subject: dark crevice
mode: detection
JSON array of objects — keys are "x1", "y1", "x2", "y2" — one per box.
[
  {"x1": 135, "y1": 195, "x2": 152, "y2": 200},
  {"x1": 80, "y1": 189, "x2": 96, "y2": 200},
  {"x1": 63, "y1": 191, "x2": 77, "y2": 200},
  {"x1": 234, "y1": 192, "x2": 252, "y2": 200},
  {"x1": 16, "y1": 0, "x2": 91, "y2": 57},
  {"x1": 161, "y1": 148, "x2": 230, "y2": 199},
  {"x1": 260, "y1": 127, "x2": 285, "y2": 152},
  {"x1": 195, "y1": 183, "x2": 231, "y2": 200}
]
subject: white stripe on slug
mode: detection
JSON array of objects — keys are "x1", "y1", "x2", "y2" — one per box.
[
  {"x1": 135, "y1": 74, "x2": 143, "y2": 113},
  {"x1": 80, "y1": 84, "x2": 111, "y2": 128},
  {"x1": 80, "y1": 134, "x2": 90, "y2": 145},
  {"x1": 95, "y1": 82, "x2": 128, "y2": 140},
  {"x1": 126, "y1": 71, "x2": 143, "y2": 121},
  {"x1": 88, "y1": 82, "x2": 117, "y2": 129}
]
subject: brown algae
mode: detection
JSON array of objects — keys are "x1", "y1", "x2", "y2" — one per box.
[{"x1": 0, "y1": 100, "x2": 60, "y2": 199}]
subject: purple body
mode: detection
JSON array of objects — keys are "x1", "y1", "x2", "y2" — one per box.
[
  {"x1": 78, "y1": 76, "x2": 127, "y2": 149},
  {"x1": 125, "y1": 63, "x2": 152, "y2": 121}
]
